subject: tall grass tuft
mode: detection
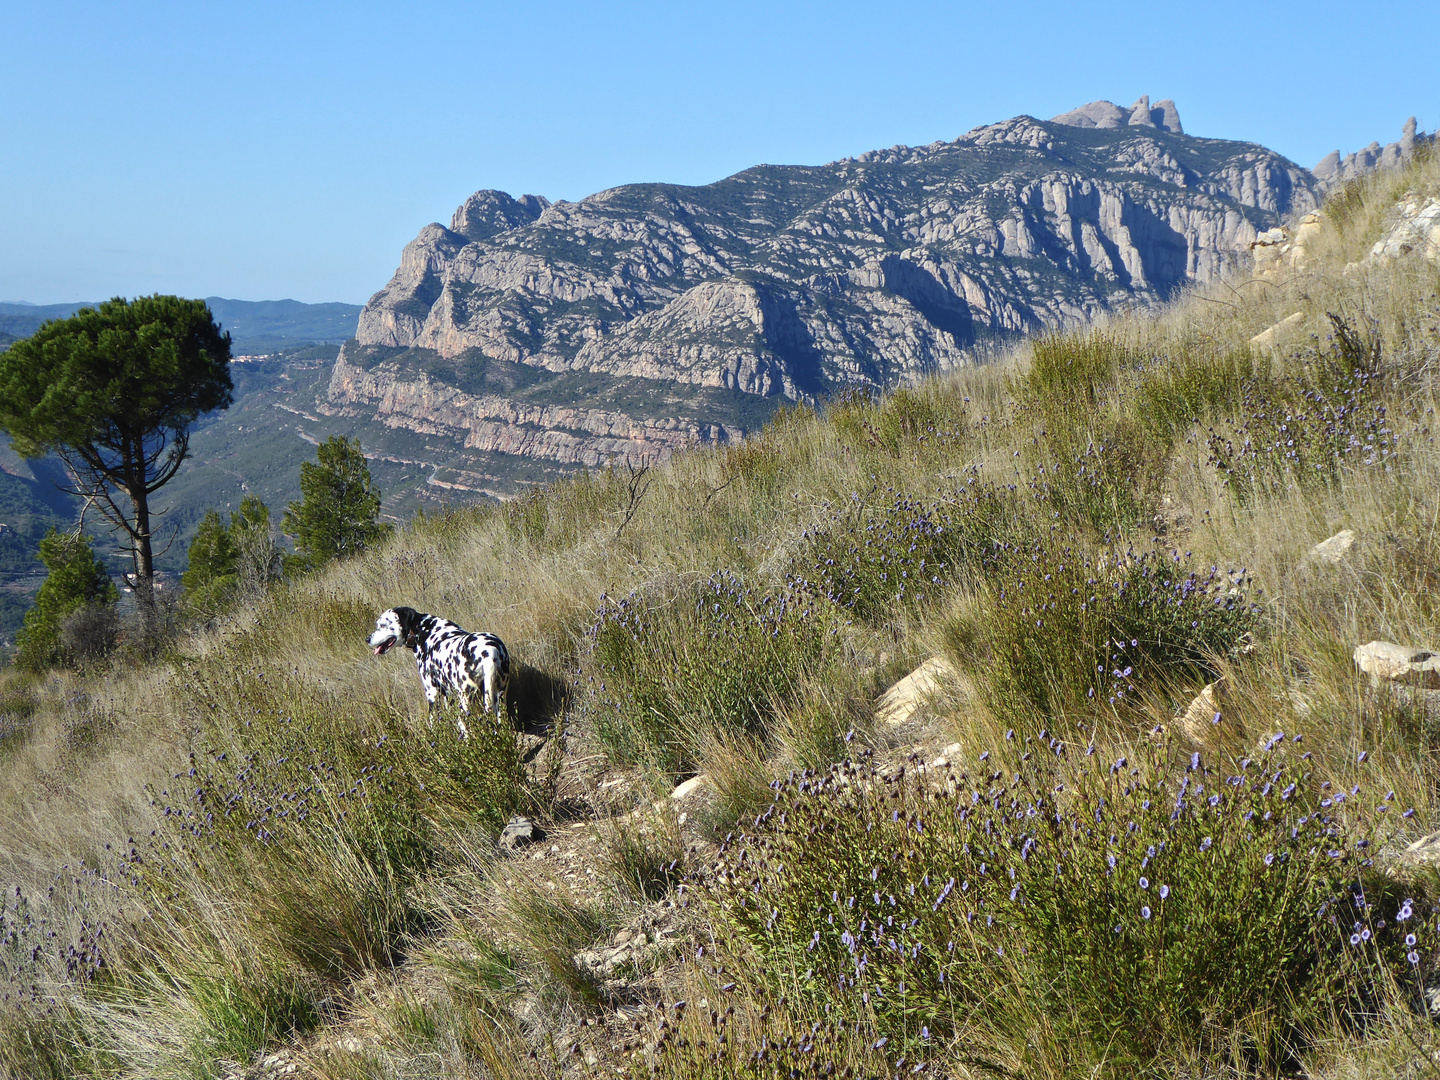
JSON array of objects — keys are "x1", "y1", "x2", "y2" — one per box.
[{"x1": 584, "y1": 571, "x2": 833, "y2": 774}]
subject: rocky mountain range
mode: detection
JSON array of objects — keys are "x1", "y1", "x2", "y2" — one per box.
[
  {"x1": 327, "y1": 98, "x2": 1322, "y2": 481},
  {"x1": 1313, "y1": 116, "x2": 1433, "y2": 190}
]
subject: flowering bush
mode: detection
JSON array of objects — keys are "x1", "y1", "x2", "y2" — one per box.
[
  {"x1": 798, "y1": 484, "x2": 1011, "y2": 626},
  {"x1": 1206, "y1": 315, "x2": 1396, "y2": 501},
  {"x1": 973, "y1": 536, "x2": 1258, "y2": 725},
  {"x1": 698, "y1": 736, "x2": 1432, "y2": 1067},
  {"x1": 145, "y1": 667, "x2": 527, "y2": 976}
]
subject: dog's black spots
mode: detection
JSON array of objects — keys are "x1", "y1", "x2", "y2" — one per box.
[{"x1": 368, "y1": 607, "x2": 511, "y2": 739}]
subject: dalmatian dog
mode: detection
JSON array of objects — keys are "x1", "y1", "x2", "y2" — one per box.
[{"x1": 368, "y1": 606, "x2": 510, "y2": 739}]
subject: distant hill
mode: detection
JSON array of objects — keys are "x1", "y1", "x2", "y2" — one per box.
[{"x1": 0, "y1": 297, "x2": 362, "y2": 355}]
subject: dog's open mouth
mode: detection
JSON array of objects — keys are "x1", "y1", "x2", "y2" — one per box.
[{"x1": 372, "y1": 636, "x2": 397, "y2": 656}]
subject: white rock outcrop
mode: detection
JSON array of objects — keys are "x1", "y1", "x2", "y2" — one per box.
[
  {"x1": 1371, "y1": 194, "x2": 1440, "y2": 263},
  {"x1": 1353, "y1": 641, "x2": 1440, "y2": 690},
  {"x1": 876, "y1": 657, "x2": 962, "y2": 726}
]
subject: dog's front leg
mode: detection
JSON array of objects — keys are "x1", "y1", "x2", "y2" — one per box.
[{"x1": 422, "y1": 675, "x2": 441, "y2": 725}]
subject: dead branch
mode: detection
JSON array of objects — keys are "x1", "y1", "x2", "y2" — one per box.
[{"x1": 614, "y1": 455, "x2": 653, "y2": 539}]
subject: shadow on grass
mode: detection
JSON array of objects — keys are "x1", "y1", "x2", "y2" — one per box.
[{"x1": 508, "y1": 663, "x2": 569, "y2": 737}]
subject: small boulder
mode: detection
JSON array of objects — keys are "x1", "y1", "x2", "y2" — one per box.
[
  {"x1": 876, "y1": 656, "x2": 961, "y2": 726},
  {"x1": 1307, "y1": 528, "x2": 1357, "y2": 565},
  {"x1": 1177, "y1": 681, "x2": 1231, "y2": 748},
  {"x1": 671, "y1": 774, "x2": 711, "y2": 801},
  {"x1": 1353, "y1": 641, "x2": 1440, "y2": 689},
  {"x1": 1249, "y1": 311, "x2": 1305, "y2": 349},
  {"x1": 499, "y1": 816, "x2": 544, "y2": 851},
  {"x1": 1401, "y1": 831, "x2": 1440, "y2": 866}
]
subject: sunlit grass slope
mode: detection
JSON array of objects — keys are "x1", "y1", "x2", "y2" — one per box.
[{"x1": 2, "y1": 150, "x2": 1440, "y2": 1078}]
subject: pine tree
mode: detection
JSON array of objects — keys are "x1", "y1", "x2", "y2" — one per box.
[
  {"x1": 182, "y1": 509, "x2": 237, "y2": 596},
  {"x1": 183, "y1": 496, "x2": 283, "y2": 611},
  {"x1": 0, "y1": 296, "x2": 232, "y2": 627},
  {"x1": 15, "y1": 529, "x2": 119, "y2": 670},
  {"x1": 282, "y1": 436, "x2": 391, "y2": 571}
]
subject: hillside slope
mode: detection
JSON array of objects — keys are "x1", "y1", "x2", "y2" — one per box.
[{"x1": 2, "y1": 146, "x2": 1439, "y2": 1080}]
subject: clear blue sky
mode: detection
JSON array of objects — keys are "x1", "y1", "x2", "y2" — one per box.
[{"x1": 3, "y1": 0, "x2": 1434, "y2": 306}]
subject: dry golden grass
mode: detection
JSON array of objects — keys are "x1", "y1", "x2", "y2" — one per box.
[{"x1": 5, "y1": 150, "x2": 1440, "y2": 1077}]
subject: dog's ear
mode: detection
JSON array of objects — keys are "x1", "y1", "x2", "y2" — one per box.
[{"x1": 394, "y1": 606, "x2": 421, "y2": 647}]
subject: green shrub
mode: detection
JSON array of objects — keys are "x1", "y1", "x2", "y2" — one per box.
[
  {"x1": 0, "y1": 1001, "x2": 120, "y2": 1080},
  {"x1": 1014, "y1": 332, "x2": 1178, "y2": 534},
  {"x1": 182, "y1": 965, "x2": 319, "y2": 1072},
  {"x1": 644, "y1": 998, "x2": 893, "y2": 1079},
  {"x1": 1020, "y1": 330, "x2": 1133, "y2": 417},
  {"x1": 1323, "y1": 177, "x2": 1372, "y2": 236},
  {"x1": 503, "y1": 490, "x2": 550, "y2": 545},
  {"x1": 501, "y1": 881, "x2": 608, "y2": 1009},
  {"x1": 702, "y1": 737, "x2": 1432, "y2": 1069},
  {"x1": 963, "y1": 535, "x2": 1258, "y2": 728},
  {"x1": 182, "y1": 508, "x2": 238, "y2": 599},
  {"x1": 585, "y1": 572, "x2": 833, "y2": 774},
  {"x1": 1127, "y1": 346, "x2": 1266, "y2": 443},
  {"x1": 14, "y1": 530, "x2": 118, "y2": 672},
  {"x1": 829, "y1": 385, "x2": 967, "y2": 458}
]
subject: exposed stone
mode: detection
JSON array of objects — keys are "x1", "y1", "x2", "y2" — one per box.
[
  {"x1": 323, "y1": 350, "x2": 733, "y2": 469},
  {"x1": 1370, "y1": 194, "x2": 1440, "y2": 263},
  {"x1": 1176, "y1": 679, "x2": 1244, "y2": 748},
  {"x1": 1353, "y1": 641, "x2": 1440, "y2": 690},
  {"x1": 670, "y1": 775, "x2": 711, "y2": 801},
  {"x1": 1252, "y1": 215, "x2": 1325, "y2": 280},
  {"x1": 1051, "y1": 95, "x2": 1183, "y2": 135},
  {"x1": 876, "y1": 656, "x2": 961, "y2": 726},
  {"x1": 1249, "y1": 311, "x2": 1305, "y2": 349},
  {"x1": 929, "y1": 742, "x2": 964, "y2": 768},
  {"x1": 1400, "y1": 830, "x2": 1440, "y2": 866},
  {"x1": 499, "y1": 816, "x2": 545, "y2": 851},
  {"x1": 1307, "y1": 528, "x2": 1357, "y2": 565}
]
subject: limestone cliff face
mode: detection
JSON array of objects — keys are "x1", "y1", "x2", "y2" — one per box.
[
  {"x1": 323, "y1": 350, "x2": 738, "y2": 468},
  {"x1": 341, "y1": 102, "x2": 1321, "y2": 483}
]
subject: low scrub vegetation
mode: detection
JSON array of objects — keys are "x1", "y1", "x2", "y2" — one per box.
[{"x1": 2, "y1": 153, "x2": 1440, "y2": 1078}]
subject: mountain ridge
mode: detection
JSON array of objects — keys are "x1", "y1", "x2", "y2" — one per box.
[
  {"x1": 337, "y1": 103, "x2": 1319, "y2": 485},
  {"x1": 0, "y1": 297, "x2": 362, "y2": 355}
]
